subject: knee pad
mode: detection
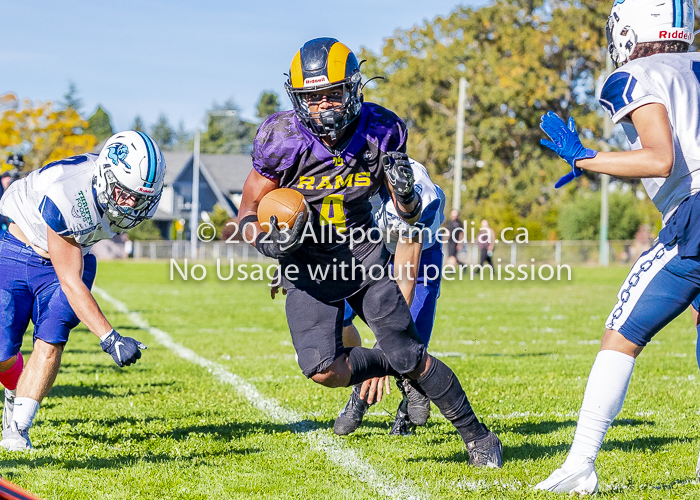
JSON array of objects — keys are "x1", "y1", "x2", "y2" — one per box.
[{"x1": 296, "y1": 347, "x2": 324, "y2": 378}]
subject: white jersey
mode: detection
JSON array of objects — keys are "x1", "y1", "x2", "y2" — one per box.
[
  {"x1": 0, "y1": 154, "x2": 119, "y2": 255},
  {"x1": 371, "y1": 159, "x2": 446, "y2": 254},
  {"x1": 600, "y1": 52, "x2": 700, "y2": 222}
]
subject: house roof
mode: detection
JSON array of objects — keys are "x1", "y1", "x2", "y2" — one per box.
[
  {"x1": 162, "y1": 151, "x2": 194, "y2": 185},
  {"x1": 165, "y1": 152, "x2": 252, "y2": 194},
  {"x1": 200, "y1": 154, "x2": 251, "y2": 194}
]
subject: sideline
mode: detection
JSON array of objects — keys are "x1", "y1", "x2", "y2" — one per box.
[{"x1": 93, "y1": 286, "x2": 428, "y2": 500}]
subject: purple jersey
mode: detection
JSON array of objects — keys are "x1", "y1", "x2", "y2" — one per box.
[{"x1": 252, "y1": 102, "x2": 407, "y2": 301}]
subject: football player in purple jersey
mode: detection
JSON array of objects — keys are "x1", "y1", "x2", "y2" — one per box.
[{"x1": 239, "y1": 37, "x2": 502, "y2": 467}]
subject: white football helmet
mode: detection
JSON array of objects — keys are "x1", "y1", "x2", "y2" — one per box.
[
  {"x1": 94, "y1": 131, "x2": 166, "y2": 229},
  {"x1": 606, "y1": 0, "x2": 696, "y2": 66}
]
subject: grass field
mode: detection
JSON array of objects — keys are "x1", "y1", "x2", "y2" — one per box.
[{"x1": 3, "y1": 260, "x2": 700, "y2": 499}]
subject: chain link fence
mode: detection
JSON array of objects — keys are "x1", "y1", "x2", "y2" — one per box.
[{"x1": 126, "y1": 239, "x2": 653, "y2": 266}]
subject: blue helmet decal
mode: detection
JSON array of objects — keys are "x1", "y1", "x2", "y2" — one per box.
[
  {"x1": 613, "y1": 0, "x2": 626, "y2": 5},
  {"x1": 107, "y1": 143, "x2": 132, "y2": 170}
]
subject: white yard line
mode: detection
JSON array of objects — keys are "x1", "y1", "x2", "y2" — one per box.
[{"x1": 93, "y1": 286, "x2": 428, "y2": 500}]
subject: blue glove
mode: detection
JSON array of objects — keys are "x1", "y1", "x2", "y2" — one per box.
[
  {"x1": 100, "y1": 329, "x2": 147, "y2": 367},
  {"x1": 539, "y1": 112, "x2": 597, "y2": 188}
]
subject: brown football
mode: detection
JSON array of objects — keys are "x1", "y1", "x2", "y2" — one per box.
[{"x1": 258, "y1": 188, "x2": 308, "y2": 230}]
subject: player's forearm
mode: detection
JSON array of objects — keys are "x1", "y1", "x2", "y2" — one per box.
[
  {"x1": 393, "y1": 240, "x2": 422, "y2": 306},
  {"x1": 396, "y1": 278, "x2": 416, "y2": 306},
  {"x1": 577, "y1": 147, "x2": 673, "y2": 179},
  {"x1": 395, "y1": 197, "x2": 421, "y2": 225},
  {"x1": 58, "y1": 279, "x2": 112, "y2": 337}
]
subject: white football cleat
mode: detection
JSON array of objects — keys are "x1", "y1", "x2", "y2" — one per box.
[
  {"x1": 0, "y1": 421, "x2": 32, "y2": 451},
  {"x1": 695, "y1": 450, "x2": 700, "y2": 480},
  {"x1": 535, "y1": 460, "x2": 598, "y2": 495}
]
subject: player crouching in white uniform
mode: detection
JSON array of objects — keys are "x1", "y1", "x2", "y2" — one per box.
[
  {"x1": 0, "y1": 131, "x2": 165, "y2": 451},
  {"x1": 534, "y1": 0, "x2": 698, "y2": 493}
]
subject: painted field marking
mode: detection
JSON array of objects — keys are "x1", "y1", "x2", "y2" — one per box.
[{"x1": 93, "y1": 286, "x2": 428, "y2": 500}]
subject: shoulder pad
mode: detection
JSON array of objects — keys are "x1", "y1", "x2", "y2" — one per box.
[
  {"x1": 600, "y1": 70, "x2": 638, "y2": 118},
  {"x1": 252, "y1": 111, "x2": 310, "y2": 179},
  {"x1": 362, "y1": 103, "x2": 408, "y2": 153}
]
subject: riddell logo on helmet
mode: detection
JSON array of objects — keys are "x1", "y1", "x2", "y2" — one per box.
[
  {"x1": 304, "y1": 76, "x2": 329, "y2": 86},
  {"x1": 137, "y1": 186, "x2": 155, "y2": 194},
  {"x1": 658, "y1": 30, "x2": 692, "y2": 41}
]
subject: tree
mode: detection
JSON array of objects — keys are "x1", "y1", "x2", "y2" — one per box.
[
  {"x1": 62, "y1": 81, "x2": 83, "y2": 115},
  {"x1": 86, "y1": 106, "x2": 114, "y2": 142},
  {"x1": 257, "y1": 91, "x2": 281, "y2": 120},
  {"x1": 0, "y1": 93, "x2": 97, "y2": 172},
  {"x1": 131, "y1": 116, "x2": 145, "y2": 132},
  {"x1": 173, "y1": 121, "x2": 192, "y2": 151},
  {"x1": 558, "y1": 192, "x2": 645, "y2": 241},
  {"x1": 150, "y1": 113, "x2": 175, "y2": 150},
  {"x1": 209, "y1": 204, "x2": 233, "y2": 240},
  {"x1": 200, "y1": 99, "x2": 256, "y2": 154},
  {"x1": 359, "y1": 0, "x2": 613, "y2": 238},
  {"x1": 127, "y1": 219, "x2": 163, "y2": 240}
]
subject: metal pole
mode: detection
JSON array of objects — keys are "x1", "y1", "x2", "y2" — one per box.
[
  {"x1": 452, "y1": 77, "x2": 467, "y2": 212},
  {"x1": 190, "y1": 129, "x2": 201, "y2": 259},
  {"x1": 599, "y1": 57, "x2": 614, "y2": 266}
]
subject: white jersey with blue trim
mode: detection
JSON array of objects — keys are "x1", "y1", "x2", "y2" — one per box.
[
  {"x1": 0, "y1": 154, "x2": 118, "y2": 255},
  {"x1": 599, "y1": 52, "x2": 700, "y2": 222},
  {"x1": 371, "y1": 159, "x2": 446, "y2": 254}
]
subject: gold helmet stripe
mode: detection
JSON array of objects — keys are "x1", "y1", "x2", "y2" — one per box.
[
  {"x1": 326, "y1": 42, "x2": 352, "y2": 84},
  {"x1": 290, "y1": 50, "x2": 304, "y2": 88}
]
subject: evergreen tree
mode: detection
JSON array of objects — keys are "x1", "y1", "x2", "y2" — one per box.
[
  {"x1": 201, "y1": 99, "x2": 256, "y2": 155},
  {"x1": 150, "y1": 113, "x2": 175, "y2": 149},
  {"x1": 131, "y1": 116, "x2": 145, "y2": 132},
  {"x1": 62, "y1": 81, "x2": 83, "y2": 115},
  {"x1": 256, "y1": 91, "x2": 281, "y2": 120},
  {"x1": 173, "y1": 121, "x2": 192, "y2": 151},
  {"x1": 86, "y1": 106, "x2": 114, "y2": 142}
]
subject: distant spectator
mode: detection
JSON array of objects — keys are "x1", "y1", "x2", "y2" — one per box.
[
  {"x1": 445, "y1": 209, "x2": 464, "y2": 267},
  {"x1": 478, "y1": 219, "x2": 496, "y2": 269},
  {"x1": 123, "y1": 234, "x2": 134, "y2": 259},
  {"x1": 0, "y1": 172, "x2": 16, "y2": 232}
]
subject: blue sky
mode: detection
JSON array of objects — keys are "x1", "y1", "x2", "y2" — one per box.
[{"x1": 1, "y1": 0, "x2": 487, "y2": 132}]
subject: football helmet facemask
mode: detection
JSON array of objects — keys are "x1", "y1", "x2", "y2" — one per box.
[
  {"x1": 285, "y1": 37, "x2": 363, "y2": 140},
  {"x1": 606, "y1": 0, "x2": 695, "y2": 67},
  {"x1": 94, "y1": 131, "x2": 166, "y2": 230}
]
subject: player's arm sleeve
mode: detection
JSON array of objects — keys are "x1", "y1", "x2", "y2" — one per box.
[
  {"x1": 391, "y1": 117, "x2": 408, "y2": 153},
  {"x1": 599, "y1": 67, "x2": 664, "y2": 124},
  {"x1": 39, "y1": 196, "x2": 72, "y2": 236}
]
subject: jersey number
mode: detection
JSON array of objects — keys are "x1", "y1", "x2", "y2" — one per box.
[
  {"x1": 40, "y1": 155, "x2": 88, "y2": 172},
  {"x1": 319, "y1": 194, "x2": 347, "y2": 233}
]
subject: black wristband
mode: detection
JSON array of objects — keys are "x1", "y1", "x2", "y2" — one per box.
[
  {"x1": 397, "y1": 196, "x2": 422, "y2": 222},
  {"x1": 395, "y1": 189, "x2": 415, "y2": 206},
  {"x1": 240, "y1": 214, "x2": 258, "y2": 228}
]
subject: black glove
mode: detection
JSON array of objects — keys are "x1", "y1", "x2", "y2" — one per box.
[
  {"x1": 256, "y1": 213, "x2": 306, "y2": 259},
  {"x1": 100, "y1": 329, "x2": 147, "y2": 367},
  {"x1": 383, "y1": 151, "x2": 415, "y2": 204}
]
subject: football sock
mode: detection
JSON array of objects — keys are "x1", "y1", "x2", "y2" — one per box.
[
  {"x1": 563, "y1": 349, "x2": 635, "y2": 468},
  {"x1": 12, "y1": 397, "x2": 40, "y2": 431},
  {"x1": 348, "y1": 347, "x2": 399, "y2": 386},
  {"x1": 0, "y1": 353, "x2": 23, "y2": 391},
  {"x1": 415, "y1": 356, "x2": 487, "y2": 443}
]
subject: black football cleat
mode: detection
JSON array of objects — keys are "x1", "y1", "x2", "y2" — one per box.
[
  {"x1": 466, "y1": 427, "x2": 503, "y2": 468},
  {"x1": 333, "y1": 385, "x2": 370, "y2": 436},
  {"x1": 396, "y1": 377, "x2": 430, "y2": 426},
  {"x1": 389, "y1": 398, "x2": 415, "y2": 436}
]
